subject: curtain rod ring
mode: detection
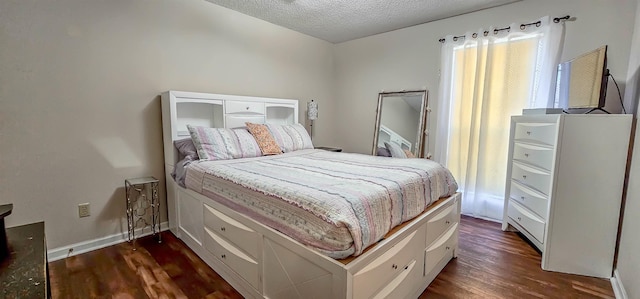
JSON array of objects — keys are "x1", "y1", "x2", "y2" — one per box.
[
  {"x1": 472, "y1": 32, "x2": 478, "y2": 38},
  {"x1": 520, "y1": 24, "x2": 526, "y2": 30},
  {"x1": 536, "y1": 21, "x2": 541, "y2": 27},
  {"x1": 484, "y1": 31, "x2": 489, "y2": 36}
]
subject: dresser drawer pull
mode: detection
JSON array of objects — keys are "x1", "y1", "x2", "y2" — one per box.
[
  {"x1": 517, "y1": 217, "x2": 522, "y2": 221},
  {"x1": 445, "y1": 220, "x2": 450, "y2": 224},
  {"x1": 524, "y1": 153, "x2": 529, "y2": 157},
  {"x1": 522, "y1": 175, "x2": 527, "y2": 179},
  {"x1": 526, "y1": 131, "x2": 531, "y2": 135},
  {"x1": 521, "y1": 196, "x2": 525, "y2": 200},
  {"x1": 246, "y1": 106, "x2": 250, "y2": 110},
  {"x1": 392, "y1": 264, "x2": 398, "y2": 269},
  {"x1": 404, "y1": 265, "x2": 409, "y2": 270},
  {"x1": 221, "y1": 254, "x2": 226, "y2": 259},
  {"x1": 220, "y1": 227, "x2": 226, "y2": 232}
]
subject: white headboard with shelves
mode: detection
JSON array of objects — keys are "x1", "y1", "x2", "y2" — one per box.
[{"x1": 160, "y1": 90, "x2": 299, "y2": 167}]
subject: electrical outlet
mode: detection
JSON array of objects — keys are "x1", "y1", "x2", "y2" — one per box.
[{"x1": 78, "y1": 203, "x2": 90, "y2": 218}]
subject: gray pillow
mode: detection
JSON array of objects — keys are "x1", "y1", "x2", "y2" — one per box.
[
  {"x1": 376, "y1": 146, "x2": 392, "y2": 157},
  {"x1": 174, "y1": 138, "x2": 199, "y2": 160},
  {"x1": 384, "y1": 142, "x2": 407, "y2": 158}
]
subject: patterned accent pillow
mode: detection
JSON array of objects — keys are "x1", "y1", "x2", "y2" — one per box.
[
  {"x1": 245, "y1": 123, "x2": 282, "y2": 155},
  {"x1": 403, "y1": 149, "x2": 416, "y2": 158},
  {"x1": 187, "y1": 125, "x2": 240, "y2": 161},
  {"x1": 232, "y1": 128, "x2": 263, "y2": 158},
  {"x1": 384, "y1": 142, "x2": 407, "y2": 159},
  {"x1": 267, "y1": 123, "x2": 314, "y2": 153}
]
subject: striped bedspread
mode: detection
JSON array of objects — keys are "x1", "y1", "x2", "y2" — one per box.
[{"x1": 185, "y1": 149, "x2": 458, "y2": 259}]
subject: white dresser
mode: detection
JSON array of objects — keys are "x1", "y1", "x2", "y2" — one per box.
[{"x1": 502, "y1": 114, "x2": 632, "y2": 278}]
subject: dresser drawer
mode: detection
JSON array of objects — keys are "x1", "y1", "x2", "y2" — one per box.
[
  {"x1": 508, "y1": 200, "x2": 545, "y2": 243},
  {"x1": 510, "y1": 181, "x2": 548, "y2": 219},
  {"x1": 353, "y1": 227, "x2": 424, "y2": 299},
  {"x1": 514, "y1": 122, "x2": 557, "y2": 146},
  {"x1": 203, "y1": 204, "x2": 259, "y2": 259},
  {"x1": 204, "y1": 227, "x2": 260, "y2": 291},
  {"x1": 425, "y1": 223, "x2": 457, "y2": 275},
  {"x1": 511, "y1": 161, "x2": 551, "y2": 195},
  {"x1": 426, "y1": 202, "x2": 458, "y2": 246},
  {"x1": 513, "y1": 142, "x2": 554, "y2": 171},
  {"x1": 370, "y1": 259, "x2": 420, "y2": 299},
  {"x1": 226, "y1": 101, "x2": 265, "y2": 115},
  {"x1": 225, "y1": 115, "x2": 265, "y2": 128}
]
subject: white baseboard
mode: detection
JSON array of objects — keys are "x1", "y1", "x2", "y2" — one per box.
[
  {"x1": 611, "y1": 269, "x2": 628, "y2": 299},
  {"x1": 47, "y1": 222, "x2": 169, "y2": 262}
]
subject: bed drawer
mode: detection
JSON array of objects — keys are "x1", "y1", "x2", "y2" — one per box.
[
  {"x1": 512, "y1": 142, "x2": 554, "y2": 171},
  {"x1": 514, "y1": 122, "x2": 557, "y2": 146},
  {"x1": 204, "y1": 227, "x2": 260, "y2": 291},
  {"x1": 511, "y1": 161, "x2": 551, "y2": 195},
  {"x1": 226, "y1": 101, "x2": 265, "y2": 115},
  {"x1": 370, "y1": 258, "x2": 420, "y2": 299},
  {"x1": 225, "y1": 115, "x2": 265, "y2": 129},
  {"x1": 510, "y1": 181, "x2": 549, "y2": 219},
  {"x1": 352, "y1": 226, "x2": 425, "y2": 299},
  {"x1": 508, "y1": 200, "x2": 545, "y2": 243},
  {"x1": 426, "y1": 202, "x2": 458, "y2": 246},
  {"x1": 203, "y1": 204, "x2": 259, "y2": 259},
  {"x1": 425, "y1": 223, "x2": 458, "y2": 275}
]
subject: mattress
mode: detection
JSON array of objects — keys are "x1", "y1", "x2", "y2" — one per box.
[{"x1": 185, "y1": 149, "x2": 458, "y2": 259}]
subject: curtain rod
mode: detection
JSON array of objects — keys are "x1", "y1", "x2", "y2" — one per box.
[{"x1": 438, "y1": 15, "x2": 571, "y2": 43}]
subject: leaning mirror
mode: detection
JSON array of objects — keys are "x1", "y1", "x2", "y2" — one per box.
[{"x1": 372, "y1": 90, "x2": 428, "y2": 158}]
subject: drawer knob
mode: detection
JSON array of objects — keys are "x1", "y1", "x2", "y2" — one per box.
[
  {"x1": 221, "y1": 227, "x2": 226, "y2": 232},
  {"x1": 524, "y1": 153, "x2": 529, "y2": 158},
  {"x1": 522, "y1": 175, "x2": 527, "y2": 179},
  {"x1": 246, "y1": 106, "x2": 250, "y2": 110},
  {"x1": 517, "y1": 217, "x2": 522, "y2": 221},
  {"x1": 445, "y1": 220, "x2": 450, "y2": 225},
  {"x1": 446, "y1": 246, "x2": 450, "y2": 250},
  {"x1": 526, "y1": 131, "x2": 531, "y2": 135},
  {"x1": 404, "y1": 265, "x2": 409, "y2": 270},
  {"x1": 221, "y1": 254, "x2": 226, "y2": 259},
  {"x1": 392, "y1": 264, "x2": 398, "y2": 269},
  {"x1": 520, "y1": 196, "x2": 525, "y2": 200}
]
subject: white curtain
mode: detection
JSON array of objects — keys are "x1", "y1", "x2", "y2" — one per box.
[{"x1": 434, "y1": 16, "x2": 565, "y2": 221}]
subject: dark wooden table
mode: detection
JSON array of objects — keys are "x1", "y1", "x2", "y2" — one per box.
[{"x1": 0, "y1": 221, "x2": 49, "y2": 298}]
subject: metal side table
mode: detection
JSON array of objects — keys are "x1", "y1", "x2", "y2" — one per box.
[{"x1": 125, "y1": 176, "x2": 161, "y2": 246}]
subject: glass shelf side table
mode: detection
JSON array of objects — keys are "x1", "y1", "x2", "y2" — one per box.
[{"x1": 125, "y1": 176, "x2": 161, "y2": 245}]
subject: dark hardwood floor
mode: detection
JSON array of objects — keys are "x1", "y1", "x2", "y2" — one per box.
[{"x1": 49, "y1": 216, "x2": 615, "y2": 298}]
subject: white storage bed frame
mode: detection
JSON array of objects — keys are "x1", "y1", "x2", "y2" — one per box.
[{"x1": 161, "y1": 90, "x2": 461, "y2": 299}]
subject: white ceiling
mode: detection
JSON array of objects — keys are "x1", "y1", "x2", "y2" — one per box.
[{"x1": 206, "y1": 0, "x2": 520, "y2": 43}]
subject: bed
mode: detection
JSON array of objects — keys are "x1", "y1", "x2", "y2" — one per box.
[{"x1": 161, "y1": 90, "x2": 461, "y2": 299}]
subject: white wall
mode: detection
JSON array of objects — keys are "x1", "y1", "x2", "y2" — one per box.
[
  {"x1": 0, "y1": 0, "x2": 335, "y2": 249},
  {"x1": 333, "y1": 0, "x2": 638, "y2": 155},
  {"x1": 616, "y1": 0, "x2": 640, "y2": 296}
]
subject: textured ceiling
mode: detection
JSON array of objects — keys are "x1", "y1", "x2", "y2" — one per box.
[{"x1": 206, "y1": 0, "x2": 520, "y2": 43}]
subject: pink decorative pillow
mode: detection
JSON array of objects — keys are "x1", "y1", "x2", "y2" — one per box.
[
  {"x1": 245, "y1": 123, "x2": 282, "y2": 155},
  {"x1": 403, "y1": 149, "x2": 416, "y2": 158}
]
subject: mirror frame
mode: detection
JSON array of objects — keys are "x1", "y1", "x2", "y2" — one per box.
[{"x1": 372, "y1": 90, "x2": 428, "y2": 158}]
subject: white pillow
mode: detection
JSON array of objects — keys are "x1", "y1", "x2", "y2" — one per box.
[
  {"x1": 187, "y1": 125, "x2": 263, "y2": 160},
  {"x1": 384, "y1": 142, "x2": 407, "y2": 158},
  {"x1": 267, "y1": 123, "x2": 314, "y2": 153}
]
